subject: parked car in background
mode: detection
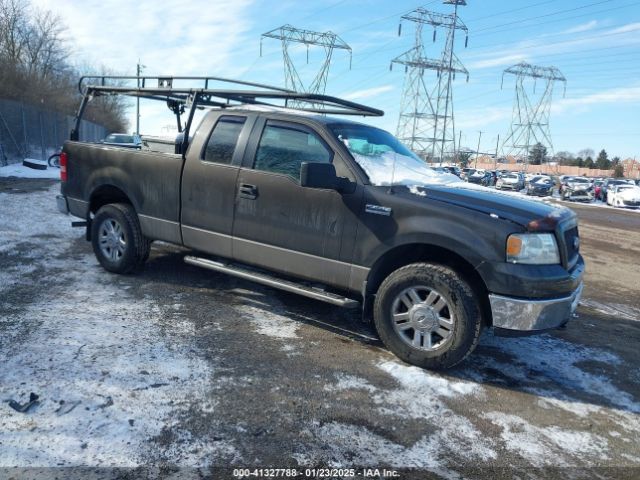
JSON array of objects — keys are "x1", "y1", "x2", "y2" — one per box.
[
  {"x1": 526, "y1": 177, "x2": 554, "y2": 197},
  {"x1": 606, "y1": 184, "x2": 640, "y2": 208},
  {"x1": 101, "y1": 133, "x2": 143, "y2": 149},
  {"x1": 559, "y1": 176, "x2": 575, "y2": 195},
  {"x1": 461, "y1": 167, "x2": 475, "y2": 181},
  {"x1": 496, "y1": 172, "x2": 524, "y2": 191},
  {"x1": 525, "y1": 175, "x2": 550, "y2": 189},
  {"x1": 442, "y1": 165, "x2": 461, "y2": 177},
  {"x1": 467, "y1": 169, "x2": 493, "y2": 186},
  {"x1": 601, "y1": 178, "x2": 634, "y2": 203},
  {"x1": 561, "y1": 177, "x2": 593, "y2": 202}
]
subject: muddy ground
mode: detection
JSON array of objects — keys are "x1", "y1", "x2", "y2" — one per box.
[{"x1": 0, "y1": 178, "x2": 638, "y2": 480}]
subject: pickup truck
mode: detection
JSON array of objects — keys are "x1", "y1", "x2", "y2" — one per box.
[{"x1": 57, "y1": 77, "x2": 584, "y2": 369}]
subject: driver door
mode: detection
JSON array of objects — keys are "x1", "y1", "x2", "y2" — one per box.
[{"x1": 231, "y1": 118, "x2": 360, "y2": 289}]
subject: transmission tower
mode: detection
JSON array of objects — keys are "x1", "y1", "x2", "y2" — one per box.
[
  {"x1": 391, "y1": 1, "x2": 469, "y2": 162},
  {"x1": 501, "y1": 62, "x2": 566, "y2": 166},
  {"x1": 260, "y1": 25, "x2": 352, "y2": 98}
]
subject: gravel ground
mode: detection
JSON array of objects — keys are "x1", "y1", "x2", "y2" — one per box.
[{"x1": 0, "y1": 178, "x2": 639, "y2": 479}]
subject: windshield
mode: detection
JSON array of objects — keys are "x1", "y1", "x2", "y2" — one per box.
[
  {"x1": 328, "y1": 123, "x2": 459, "y2": 186},
  {"x1": 571, "y1": 178, "x2": 590, "y2": 183}
]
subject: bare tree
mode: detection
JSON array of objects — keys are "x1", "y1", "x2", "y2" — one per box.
[{"x1": 0, "y1": 0, "x2": 127, "y2": 132}]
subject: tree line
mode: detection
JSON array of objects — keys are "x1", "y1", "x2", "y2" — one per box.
[
  {"x1": 528, "y1": 143, "x2": 626, "y2": 176},
  {"x1": 0, "y1": 0, "x2": 127, "y2": 132}
]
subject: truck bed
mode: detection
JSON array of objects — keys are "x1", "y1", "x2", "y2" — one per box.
[{"x1": 62, "y1": 141, "x2": 184, "y2": 244}]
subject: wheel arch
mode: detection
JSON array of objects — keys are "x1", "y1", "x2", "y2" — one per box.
[
  {"x1": 89, "y1": 184, "x2": 133, "y2": 215},
  {"x1": 86, "y1": 185, "x2": 135, "y2": 241},
  {"x1": 364, "y1": 243, "x2": 492, "y2": 327}
]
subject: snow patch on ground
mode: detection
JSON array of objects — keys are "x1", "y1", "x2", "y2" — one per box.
[
  {"x1": 473, "y1": 334, "x2": 640, "y2": 414},
  {"x1": 580, "y1": 298, "x2": 640, "y2": 322},
  {"x1": 299, "y1": 421, "x2": 462, "y2": 478},
  {"x1": 0, "y1": 161, "x2": 61, "y2": 179},
  {"x1": 0, "y1": 185, "x2": 236, "y2": 467},
  {"x1": 316, "y1": 361, "x2": 495, "y2": 469},
  {"x1": 239, "y1": 303, "x2": 300, "y2": 339},
  {"x1": 484, "y1": 412, "x2": 609, "y2": 467},
  {"x1": 323, "y1": 374, "x2": 376, "y2": 393}
]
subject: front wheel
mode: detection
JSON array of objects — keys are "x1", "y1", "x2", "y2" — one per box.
[
  {"x1": 91, "y1": 203, "x2": 151, "y2": 274},
  {"x1": 373, "y1": 263, "x2": 482, "y2": 370}
]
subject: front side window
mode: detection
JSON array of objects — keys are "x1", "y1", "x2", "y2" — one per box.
[
  {"x1": 202, "y1": 116, "x2": 246, "y2": 165},
  {"x1": 253, "y1": 121, "x2": 332, "y2": 181}
]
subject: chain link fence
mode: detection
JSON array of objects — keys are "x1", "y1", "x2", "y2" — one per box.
[{"x1": 0, "y1": 98, "x2": 108, "y2": 166}]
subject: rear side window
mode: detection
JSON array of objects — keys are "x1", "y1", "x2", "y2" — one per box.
[
  {"x1": 253, "y1": 121, "x2": 332, "y2": 181},
  {"x1": 202, "y1": 116, "x2": 246, "y2": 164}
]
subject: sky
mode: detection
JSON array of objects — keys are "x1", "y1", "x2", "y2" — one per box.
[{"x1": 31, "y1": 0, "x2": 640, "y2": 159}]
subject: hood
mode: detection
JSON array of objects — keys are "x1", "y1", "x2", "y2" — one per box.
[
  {"x1": 403, "y1": 183, "x2": 573, "y2": 228},
  {"x1": 568, "y1": 182, "x2": 591, "y2": 190},
  {"x1": 619, "y1": 188, "x2": 640, "y2": 201}
]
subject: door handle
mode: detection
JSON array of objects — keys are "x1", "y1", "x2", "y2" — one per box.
[{"x1": 239, "y1": 183, "x2": 258, "y2": 199}]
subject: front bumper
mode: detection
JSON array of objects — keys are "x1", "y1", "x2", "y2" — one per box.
[
  {"x1": 490, "y1": 282, "x2": 583, "y2": 333},
  {"x1": 56, "y1": 195, "x2": 69, "y2": 215}
]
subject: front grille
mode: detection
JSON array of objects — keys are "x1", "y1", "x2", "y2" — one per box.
[
  {"x1": 564, "y1": 227, "x2": 579, "y2": 266},
  {"x1": 623, "y1": 200, "x2": 640, "y2": 207}
]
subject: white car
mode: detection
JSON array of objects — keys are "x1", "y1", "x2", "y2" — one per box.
[
  {"x1": 607, "y1": 184, "x2": 640, "y2": 208},
  {"x1": 496, "y1": 173, "x2": 523, "y2": 191}
]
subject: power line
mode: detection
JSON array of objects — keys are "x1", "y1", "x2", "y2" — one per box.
[
  {"x1": 472, "y1": 1, "x2": 640, "y2": 39},
  {"x1": 473, "y1": 0, "x2": 615, "y2": 34},
  {"x1": 465, "y1": 0, "x2": 557, "y2": 23}
]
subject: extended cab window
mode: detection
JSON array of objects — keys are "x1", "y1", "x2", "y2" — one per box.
[
  {"x1": 202, "y1": 116, "x2": 246, "y2": 164},
  {"x1": 253, "y1": 121, "x2": 332, "y2": 181}
]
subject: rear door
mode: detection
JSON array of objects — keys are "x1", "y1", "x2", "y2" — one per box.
[
  {"x1": 231, "y1": 117, "x2": 361, "y2": 289},
  {"x1": 181, "y1": 112, "x2": 256, "y2": 257}
]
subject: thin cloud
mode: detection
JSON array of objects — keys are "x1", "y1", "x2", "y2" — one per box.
[
  {"x1": 456, "y1": 107, "x2": 512, "y2": 130},
  {"x1": 343, "y1": 85, "x2": 394, "y2": 101},
  {"x1": 608, "y1": 22, "x2": 640, "y2": 34},
  {"x1": 465, "y1": 22, "x2": 640, "y2": 70},
  {"x1": 554, "y1": 85, "x2": 640, "y2": 113},
  {"x1": 468, "y1": 54, "x2": 528, "y2": 70},
  {"x1": 561, "y1": 20, "x2": 598, "y2": 35}
]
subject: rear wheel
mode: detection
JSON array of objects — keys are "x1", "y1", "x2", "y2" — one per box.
[
  {"x1": 91, "y1": 203, "x2": 150, "y2": 274},
  {"x1": 373, "y1": 263, "x2": 482, "y2": 370}
]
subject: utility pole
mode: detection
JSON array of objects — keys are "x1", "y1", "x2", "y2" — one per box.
[
  {"x1": 474, "y1": 130, "x2": 482, "y2": 168},
  {"x1": 136, "y1": 61, "x2": 146, "y2": 135},
  {"x1": 500, "y1": 62, "x2": 566, "y2": 170},
  {"x1": 456, "y1": 130, "x2": 462, "y2": 165},
  {"x1": 494, "y1": 134, "x2": 500, "y2": 169},
  {"x1": 391, "y1": 1, "x2": 469, "y2": 162}
]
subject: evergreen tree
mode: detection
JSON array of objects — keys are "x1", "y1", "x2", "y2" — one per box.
[
  {"x1": 596, "y1": 149, "x2": 611, "y2": 170},
  {"x1": 529, "y1": 143, "x2": 547, "y2": 165},
  {"x1": 584, "y1": 157, "x2": 594, "y2": 169}
]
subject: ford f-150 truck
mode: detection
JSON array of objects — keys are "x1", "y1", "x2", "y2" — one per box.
[{"x1": 56, "y1": 76, "x2": 584, "y2": 369}]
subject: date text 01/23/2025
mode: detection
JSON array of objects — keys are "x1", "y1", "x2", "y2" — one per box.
[{"x1": 232, "y1": 468, "x2": 400, "y2": 478}]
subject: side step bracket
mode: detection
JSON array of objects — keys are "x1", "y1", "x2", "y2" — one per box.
[{"x1": 184, "y1": 255, "x2": 360, "y2": 309}]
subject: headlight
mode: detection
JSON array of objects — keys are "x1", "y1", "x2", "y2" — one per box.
[{"x1": 506, "y1": 233, "x2": 560, "y2": 265}]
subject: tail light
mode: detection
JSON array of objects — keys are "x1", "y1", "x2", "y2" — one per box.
[{"x1": 60, "y1": 152, "x2": 68, "y2": 182}]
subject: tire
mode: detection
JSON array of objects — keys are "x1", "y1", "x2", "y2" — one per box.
[
  {"x1": 373, "y1": 263, "x2": 482, "y2": 370},
  {"x1": 91, "y1": 203, "x2": 151, "y2": 274},
  {"x1": 48, "y1": 153, "x2": 61, "y2": 168}
]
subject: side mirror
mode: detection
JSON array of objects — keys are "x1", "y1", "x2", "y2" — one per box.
[{"x1": 300, "y1": 162, "x2": 339, "y2": 190}]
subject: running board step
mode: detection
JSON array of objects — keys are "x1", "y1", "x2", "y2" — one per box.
[{"x1": 184, "y1": 256, "x2": 360, "y2": 309}]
